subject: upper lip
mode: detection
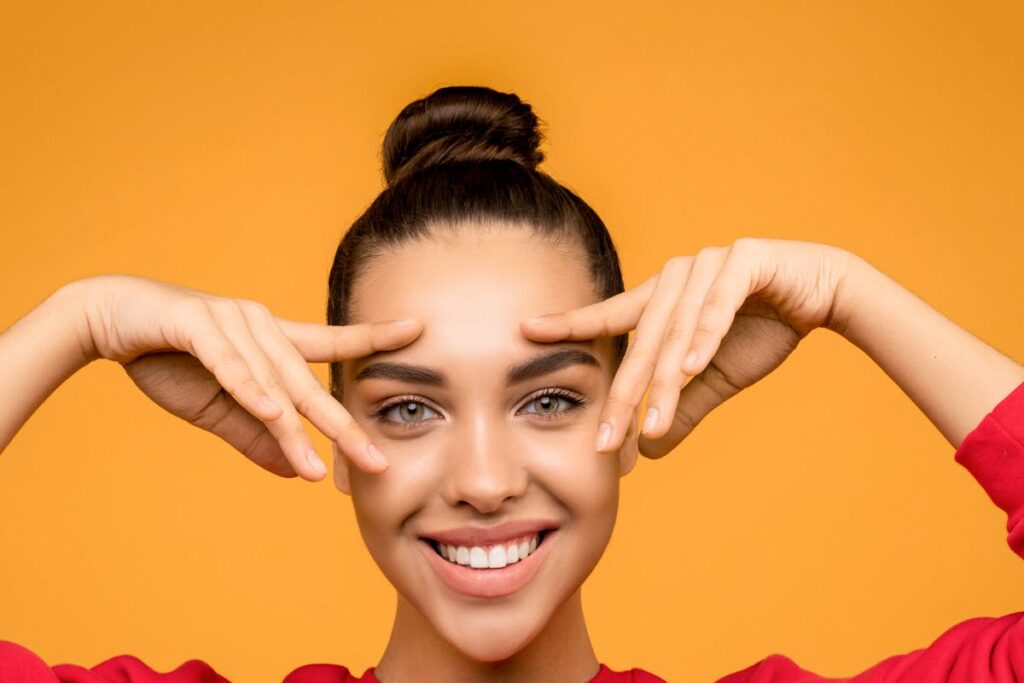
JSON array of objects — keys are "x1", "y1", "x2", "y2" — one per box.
[{"x1": 419, "y1": 518, "x2": 559, "y2": 547}]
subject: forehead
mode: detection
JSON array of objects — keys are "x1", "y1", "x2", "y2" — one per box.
[
  {"x1": 349, "y1": 224, "x2": 597, "y2": 324},
  {"x1": 346, "y1": 223, "x2": 610, "y2": 374}
]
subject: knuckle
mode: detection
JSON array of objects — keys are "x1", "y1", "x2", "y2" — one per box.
[
  {"x1": 239, "y1": 299, "x2": 272, "y2": 318},
  {"x1": 651, "y1": 366, "x2": 686, "y2": 392},
  {"x1": 209, "y1": 346, "x2": 246, "y2": 376},
  {"x1": 696, "y1": 245, "x2": 724, "y2": 261},
  {"x1": 175, "y1": 297, "x2": 212, "y2": 326},
  {"x1": 603, "y1": 393, "x2": 636, "y2": 412},
  {"x1": 663, "y1": 317, "x2": 690, "y2": 344},
  {"x1": 333, "y1": 410, "x2": 359, "y2": 436},
  {"x1": 623, "y1": 348, "x2": 658, "y2": 377},
  {"x1": 691, "y1": 320, "x2": 716, "y2": 339},
  {"x1": 291, "y1": 390, "x2": 317, "y2": 417},
  {"x1": 732, "y1": 236, "x2": 762, "y2": 253},
  {"x1": 702, "y1": 359, "x2": 743, "y2": 397},
  {"x1": 664, "y1": 255, "x2": 690, "y2": 274},
  {"x1": 701, "y1": 297, "x2": 730, "y2": 318}
]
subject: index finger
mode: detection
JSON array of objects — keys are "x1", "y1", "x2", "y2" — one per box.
[
  {"x1": 274, "y1": 318, "x2": 424, "y2": 362},
  {"x1": 519, "y1": 273, "x2": 659, "y2": 342}
]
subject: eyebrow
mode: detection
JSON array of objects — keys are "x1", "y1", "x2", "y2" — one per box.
[{"x1": 353, "y1": 347, "x2": 602, "y2": 388}]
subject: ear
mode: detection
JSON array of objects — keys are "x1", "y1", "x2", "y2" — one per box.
[
  {"x1": 332, "y1": 443, "x2": 352, "y2": 495},
  {"x1": 617, "y1": 408, "x2": 640, "y2": 477}
]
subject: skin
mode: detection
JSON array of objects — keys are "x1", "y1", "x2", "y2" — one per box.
[
  {"x1": 331, "y1": 223, "x2": 639, "y2": 682},
  {"x1": 1, "y1": 232, "x2": 1021, "y2": 681}
]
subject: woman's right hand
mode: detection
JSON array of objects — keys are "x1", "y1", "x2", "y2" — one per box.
[{"x1": 77, "y1": 274, "x2": 423, "y2": 481}]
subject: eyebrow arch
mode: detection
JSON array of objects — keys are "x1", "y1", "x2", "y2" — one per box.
[{"x1": 353, "y1": 348, "x2": 601, "y2": 388}]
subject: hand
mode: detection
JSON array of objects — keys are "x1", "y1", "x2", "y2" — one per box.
[
  {"x1": 520, "y1": 238, "x2": 854, "y2": 459},
  {"x1": 77, "y1": 275, "x2": 423, "y2": 481}
]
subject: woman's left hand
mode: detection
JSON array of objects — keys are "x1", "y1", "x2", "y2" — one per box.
[{"x1": 519, "y1": 237, "x2": 855, "y2": 459}]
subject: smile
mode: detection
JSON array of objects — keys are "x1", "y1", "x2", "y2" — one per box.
[
  {"x1": 417, "y1": 530, "x2": 557, "y2": 599},
  {"x1": 430, "y1": 531, "x2": 546, "y2": 568}
]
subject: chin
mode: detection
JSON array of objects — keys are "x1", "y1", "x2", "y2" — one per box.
[{"x1": 428, "y1": 593, "x2": 565, "y2": 663}]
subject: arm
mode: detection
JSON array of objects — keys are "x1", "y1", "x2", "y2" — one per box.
[
  {"x1": 720, "y1": 255, "x2": 1024, "y2": 682},
  {"x1": 0, "y1": 279, "x2": 97, "y2": 454},
  {"x1": 827, "y1": 253, "x2": 1024, "y2": 450}
]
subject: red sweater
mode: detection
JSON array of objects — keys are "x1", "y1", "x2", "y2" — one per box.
[{"x1": 4, "y1": 379, "x2": 1024, "y2": 682}]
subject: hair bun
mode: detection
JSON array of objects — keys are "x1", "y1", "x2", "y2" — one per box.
[{"x1": 381, "y1": 85, "x2": 545, "y2": 186}]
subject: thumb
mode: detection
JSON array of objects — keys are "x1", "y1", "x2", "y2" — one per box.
[
  {"x1": 637, "y1": 367, "x2": 737, "y2": 459},
  {"x1": 196, "y1": 392, "x2": 299, "y2": 478}
]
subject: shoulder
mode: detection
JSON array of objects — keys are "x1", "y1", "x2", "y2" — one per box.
[
  {"x1": 714, "y1": 654, "x2": 826, "y2": 682},
  {"x1": 0, "y1": 640, "x2": 232, "y2": 682},
  {"x1": 0, "y1": 640, "x2": 60, "y2": 681},
  {"x1": 593, "y1": 663, "x2": 669, "y2": 682}
]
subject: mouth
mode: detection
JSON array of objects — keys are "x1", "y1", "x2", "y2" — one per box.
[{"x1": 417, "y1": 529, "x2": 558, "y2": 599}]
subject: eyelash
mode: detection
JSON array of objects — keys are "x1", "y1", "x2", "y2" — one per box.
[{"x1": 369, "y1": 388, "x2": 589, "y2": 432}]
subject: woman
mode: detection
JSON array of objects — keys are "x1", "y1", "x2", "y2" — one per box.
[{"x1": 1, "y1": 86, "x2": 1022, "y2": 682}]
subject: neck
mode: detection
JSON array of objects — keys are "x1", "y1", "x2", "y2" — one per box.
[{"x1": 373, "y1": 588, "x2": 600, "y2": 683}]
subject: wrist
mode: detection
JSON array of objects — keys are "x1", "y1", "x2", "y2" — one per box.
[
  {"x1": 50, "y1": 277, "x2": 103, "y2": 367},
  {"x1": 824, "y1": 252, "x2": 878, "y2": 340}
]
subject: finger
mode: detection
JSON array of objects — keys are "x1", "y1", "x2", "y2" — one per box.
[
  {"x1": 276, "y1": 317, "x2": 424, "y2": 362},
  {"x1": 242, "y1": 305, "x2": 389, "y2": 475},
  {"x1": 595, "y1": 257, "x2": 696, "y2": 453},
  {"x1": 144, "y1": 351, "x2": 298, "y2": 478},
  {"x1": 519, "y1": 272, "x2": 660, "y2": 342},
  {"x1": 194, "y1": 390, "x2": 299, "y2": 478},
  {"x1": 641, "y1": 248, "x2": 728, "y2": 439},
  {"x1": 636, "y1": 369, "x2": 736, "y2": 459},
  {"x1": 683, "y1": 242, "x2": 770, "y2": 376},
  {"x1": 209, "y1": 302, "x2": 329, "y2": 482},
  {"x1": 181, "y1": 308, "x2": 287, "y2": 427}
]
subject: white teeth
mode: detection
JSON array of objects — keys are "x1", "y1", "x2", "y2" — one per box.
[
  {"x1": 487, "y1": 546, "x2": 507, "y2": 568},
  {"x1": 469, "y1": 547, "x2": 488, "y2": 568},
  {"x1": 433, "y1": 533, "x2": 543, "y2": 569}
]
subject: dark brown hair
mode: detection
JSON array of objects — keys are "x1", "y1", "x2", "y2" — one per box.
[{"x1": 327, "y1": 85, "x2": 627, "y2": 398}]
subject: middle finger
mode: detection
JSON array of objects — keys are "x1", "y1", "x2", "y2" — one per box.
[
  {"x1": 241, "y1": 304, "x2": 390, "y2": 475},
  {"x1": 595, "y1": 256, "x2": 696, "y2": 453}
]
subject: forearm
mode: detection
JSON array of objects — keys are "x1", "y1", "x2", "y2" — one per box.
[
  {"x1": 828, "y1": 254, "x2": 1024, "y2": 450},
  {"x1": 0, "y1": 279, "x2": 98, "y2": 453}
]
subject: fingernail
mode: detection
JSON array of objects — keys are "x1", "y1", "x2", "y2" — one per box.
[
  {"x1": 643, "y1": 407, "x2": 659, "y2": 434},
  {"x1": 596, "y1": 422, "x2": 611, "y2": 451},
  {"x1": 684, "y1": 350, "x2": 699, "y2": 371},
  {"x1": 306, "y1": 450, "x2": 327, "y2": 476},
  {"x1": 367, "y1": 443, "x2": 388, "y2": 470}
]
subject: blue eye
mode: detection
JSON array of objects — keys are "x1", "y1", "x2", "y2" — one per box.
[{"x1": 370, "y1": 389, "x2": 587, "y2": 431}]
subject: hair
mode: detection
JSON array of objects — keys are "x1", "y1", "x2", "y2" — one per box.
[{"x1": 326, "y1": 85, "x2": 628, "y2": 399}]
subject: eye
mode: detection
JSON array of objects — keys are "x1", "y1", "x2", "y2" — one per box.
[
  {"x1": 519, "y1": 388, "x2": 587, "y2": 420},
  {"x1": 371, "y1": 396, "x2": 441, "y2": 431},
  {"x1": 369, "y1": 389, "x2": 588, "y2": 432}
]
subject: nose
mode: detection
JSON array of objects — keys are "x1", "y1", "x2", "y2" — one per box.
[{"x1": 442, "y1": 414, "x2": 529, "y2": 513}]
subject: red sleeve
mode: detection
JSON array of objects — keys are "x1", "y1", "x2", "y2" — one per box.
[
  {"x1": 718, "y1": 378, "x2": 1024, "y2": 683},
  {"x1": 0, "y1": 639, "x2": 232, "y2": 682}
]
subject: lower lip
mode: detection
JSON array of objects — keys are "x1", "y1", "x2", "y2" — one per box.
[{"x1": 419, "y1": 531, "x2": 557, "y2": 599}]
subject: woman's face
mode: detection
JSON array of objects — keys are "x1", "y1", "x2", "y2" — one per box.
[{"x1": 333, "y1": 223, "x2": 638, "y2": 662}]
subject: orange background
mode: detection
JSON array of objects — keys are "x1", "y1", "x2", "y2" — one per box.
[{"x1": 2, "y1": 2, "x2": 1023, "y2": 681}]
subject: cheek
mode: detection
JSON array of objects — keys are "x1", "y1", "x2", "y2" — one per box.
[
  {"x1": 521, "y1": 424, "x2": 620, "y2": 525},
  {"x1": 349, "y1": 453, "x2": 442, "y2": 561}
]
